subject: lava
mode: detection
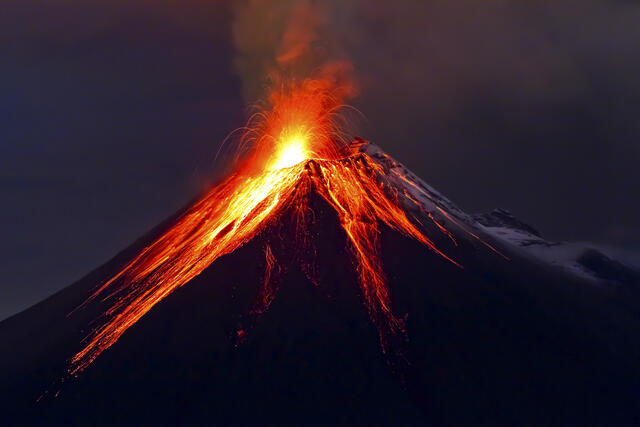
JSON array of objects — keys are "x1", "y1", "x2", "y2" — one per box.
[{"x1": 69, "y1": 75, "x2": 467, "y2": 375}]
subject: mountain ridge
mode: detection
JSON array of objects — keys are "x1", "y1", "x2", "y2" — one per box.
[{"x1": 1, "y1": 140, "x2": 639, "y2": 425}]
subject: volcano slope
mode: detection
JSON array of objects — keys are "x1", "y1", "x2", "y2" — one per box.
[{"x1": 1, "y1": 142, "x2": 639, "y2": 426}]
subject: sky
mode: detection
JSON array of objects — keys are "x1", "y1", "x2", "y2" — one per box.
[{"x1": 1, "y1": 0, "x2": 639, "y2": 320}]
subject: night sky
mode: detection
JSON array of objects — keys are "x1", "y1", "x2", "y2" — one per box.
[{"x1": 2, "y1": 0, "x2": 639, "y2": 320}]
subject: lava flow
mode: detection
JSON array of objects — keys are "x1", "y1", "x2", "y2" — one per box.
[{"x1": 69, "y1": 75, "x2": 464, "y2": 375}]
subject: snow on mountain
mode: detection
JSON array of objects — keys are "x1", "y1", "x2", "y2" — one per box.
[{"x1": 358, "y1": 140, "x2": 639, "y2": 284}]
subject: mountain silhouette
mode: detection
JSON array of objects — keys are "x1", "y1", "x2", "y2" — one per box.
[{"x1": 1, "y1": 141, "x2": 639, "y2": 426}]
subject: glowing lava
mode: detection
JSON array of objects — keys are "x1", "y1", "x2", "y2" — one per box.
[
  {"x1": 272, "y1": 135, "x2": 307, "y2": 169},
  {"x1": 69, "y1": 76, "x2": 466, "y2": 375}
]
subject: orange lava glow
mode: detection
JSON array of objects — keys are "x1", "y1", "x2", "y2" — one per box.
[{"x1": 69, "y1": 76, "x2": 465, "y2": 375}]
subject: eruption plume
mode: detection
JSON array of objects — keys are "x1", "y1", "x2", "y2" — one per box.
[{"x1": 231, "y1": 0, "x2": 351, "y2": 102}]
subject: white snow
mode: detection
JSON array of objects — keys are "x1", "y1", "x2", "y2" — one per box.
[{"x1": 360, "y1": 141, "x2": 637, "y2": 282}]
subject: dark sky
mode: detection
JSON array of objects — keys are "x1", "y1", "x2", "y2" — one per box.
[{"x1": 2, "y1": 0, "x2": 639, "y2": 320}]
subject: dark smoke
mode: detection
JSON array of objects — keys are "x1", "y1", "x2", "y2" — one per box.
[{"x1": 231, "y1": 0, "x2": 355, "y2": 101}]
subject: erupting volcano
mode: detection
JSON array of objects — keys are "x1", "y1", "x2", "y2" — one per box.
[
  {"x1": 68, "y1": 75, "x2": 497, "y2": 375},
  {"x1": 2, "y1": 72, "x2": 639, "y2": 427}
]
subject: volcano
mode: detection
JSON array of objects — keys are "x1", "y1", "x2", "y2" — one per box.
[
  {"x1": 1, "y1": 137, "x2": 639, "y2": 425},
  {"x1": 2, "y1": 74, "x2": 640, "y2": 426}
]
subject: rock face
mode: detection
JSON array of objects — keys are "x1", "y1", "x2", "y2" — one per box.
[{"x1": 1, "y1": 142, "x2": 639, "y2": 425}]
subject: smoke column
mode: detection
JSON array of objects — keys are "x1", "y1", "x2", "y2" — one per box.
[{"x1": 230, "y1": 0, "x2": 356, "y2": 102}]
